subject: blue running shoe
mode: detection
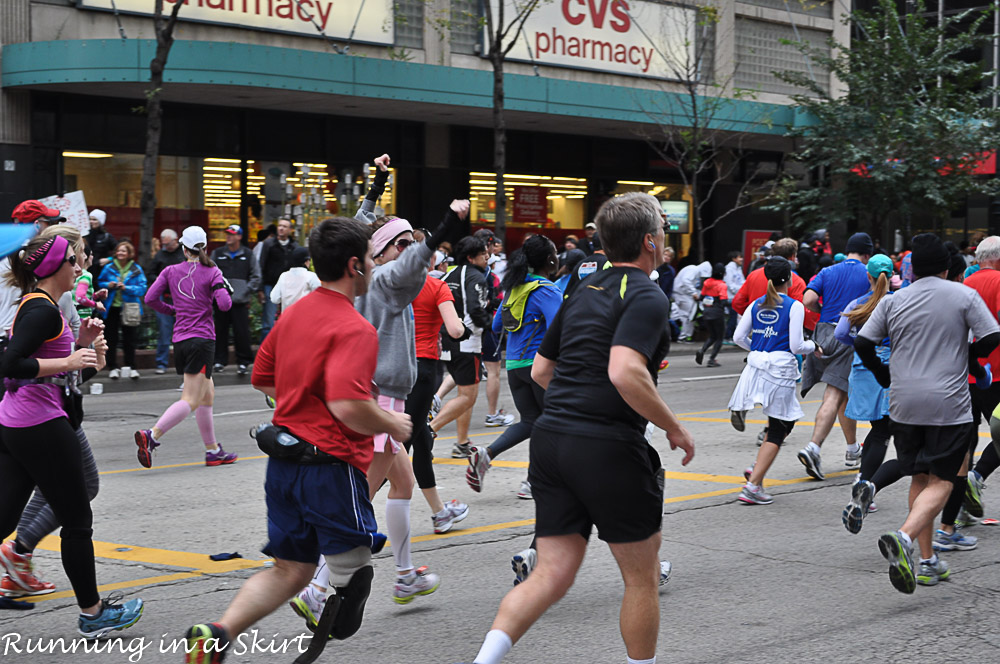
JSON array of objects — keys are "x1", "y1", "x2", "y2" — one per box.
[
  {"x1": 511, "y1": 548, "x2": 536, "y2": 586},
  {"x1": 878, "y1": 531, "x2": 916, "y2": 594},
  {"x1": 77, "y1": 592, "x2": 144, "y2": 638},
  {"x1": 933, "y1": 528, "x2": 978, "y2": 552}
]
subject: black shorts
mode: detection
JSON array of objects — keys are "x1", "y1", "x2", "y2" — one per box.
[
  {"x1": 482, "y1": 329, "x2": 502, "y2": 363},
  {"x1": 447, "y1": 352, "x2": 482, "y2": 386},
  {"x1": 528, "y1": 422, "x2": 663, "y2": 543},
  {"x1": 174, "y1": 338, "x2": 215, "y2": 378},
  {"x1": 891, "y1": 422, "x2": 975, "y2": 480}
]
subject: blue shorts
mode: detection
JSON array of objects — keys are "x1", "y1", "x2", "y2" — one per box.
[
  {"x1": 263, "y1": 458, "x2": 386, "y2": 563},
  {"x1": 482, "y1": 329, "x2": 502, "y2": 363}
]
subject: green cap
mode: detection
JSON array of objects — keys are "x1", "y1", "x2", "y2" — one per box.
[{"x1": 867, "y1": 253, "x2": 894, "y2": 279}]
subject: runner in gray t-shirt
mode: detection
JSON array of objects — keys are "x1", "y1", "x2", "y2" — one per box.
[{"x1": 856, "y1": 233, "x2": 1000, "y2": 594}]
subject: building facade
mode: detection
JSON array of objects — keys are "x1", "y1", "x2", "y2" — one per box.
[{"x1": 1, "y1": 0, "x2": 845, "y2": 259}]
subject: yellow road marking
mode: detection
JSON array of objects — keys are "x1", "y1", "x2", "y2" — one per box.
[{"x1": 19, "y1": 573, "x2": 202, "y2": 604}]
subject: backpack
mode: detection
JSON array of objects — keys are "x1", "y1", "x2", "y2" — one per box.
[{"x1": 500, "y1": 281, "x2": 543, "y2": 332}]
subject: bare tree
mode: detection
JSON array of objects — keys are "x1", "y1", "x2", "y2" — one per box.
[
  {"x1": 481, "y1": 0, "x2": 543, "y2": 245},
  {"x1": 636, "y1": 3, "x2": 778, "y2": 262},
  {"x1": 139, "y1": 0, "x2": 184, "y2": 267}
]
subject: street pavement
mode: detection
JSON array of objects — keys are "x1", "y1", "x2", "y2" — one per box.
[{"x1": 3, "y1": 343, "x2": 1000, "y2": 663}]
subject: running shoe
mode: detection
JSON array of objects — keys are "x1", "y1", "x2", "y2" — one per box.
[
  {"x1": 695, "y1": 350, "x2": 704, "y2": 365},
  {"x1": 743, "y1": 463, "x2": 755, "y2": 481},
  {"x1": 964, "y1": 470, "x2": 986, "y2": 519},
  {"x1": 957, "y1": 507, "x2": 978, "y2": 528},
  {"x1": 431, "y1": 395, "x2": 442, "y2": 417},
  {"x1": 738, "y1": 484, "x2": 773, "y2": 505},
  {"x1": 466, "y1": 445, "x2": 491, "y2": 493},
  {"x1": 134, "y1": 429, "x2": 160, "y2": 469},
  {"x1": 757, "y1": 427, "x2": 768, "y2": 447},
  {"x1": 658, "y1": 359, "x2": 669, "y2": 372},
  {"x1": 706, "y1": 359, "x2": 721, "y2": 368},
  {"x1": 432, "y1": 500, "x2": 470, "y2": 534},
  {"x1": 155, "y1": 366, "x2": 166, "y2": 375},
  {"x1": 843, "y1": 480, "x2": 876, "y2": 534},
  {"x1": 511, "y1": 548, "x2": 536, "y2": 585},
  {"x1": 485, "y1": 410, "x2": 515, "y2": 427},
  {"x1": 109, "y1": 368, "x2": 120, "y2": 379},
  {"x1": 184, "y1": 622, "x2": 230, "y2": 664},
  {"x1": 78, "y1": 592, "x2": 144, "y2": 638},
  {"x1": 878, "y1": 531, "x2": 916, "y2": 594},
  {"x1": 0, "y1": 542, "x2": 54, "y2": 597},
  {"x1": 393, "y1": 567, "x2": 440, "y2": 604},
  {"x1": 659, "y1": 560, "x2": 672, "y2": 586},
  {"x1": 916, "y1": 558, "x2": 951, "y2": 586},
  {"x1": 289, "y1": 587, "x2": 325, "y2": 632},
  {"x1": 237, "y1": 364, "x2": 249, "y2": 376},
  {"x1": 932, "y1": 528, "x2": 978, "y2": 552},
  {"x1": 730, "y1": 410, "x2": 746, "y2": 432},
  {"x1": 205, "y1": 446, "x2": 238, "y2": 467},
  {"x1": 213, "y1": 363, "x2": 225, "y2": 374},
  {"x1": 797, "y1": 447, "x2": 825, "y2": 480},
  {"x1": 845, "y1": 447, "x2": 861, "y2": 468},
  {"x1": 517, "y1": 480, "x2": 533, "y2": 500},
  {"x1": 451, "y1": 442, "x2": 472, "y2": 459},
  {"x1": 868, "y1": 501, "x2": 878, "y2": 513},
  {"x1": 264, "y1": 394, "x2": 275, "y2": 409}
]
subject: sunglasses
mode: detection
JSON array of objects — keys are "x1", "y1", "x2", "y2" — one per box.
[
  {"x1": 394, "y1": 238, "x2": 413, "y2": 251},
  {"x1": 65, "y1": 254, "x2": 78, "y2": 267}
]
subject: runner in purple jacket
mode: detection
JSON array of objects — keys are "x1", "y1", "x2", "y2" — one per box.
[{"x1": 134, "y1": 226, "x2": 235, "y2": 468}]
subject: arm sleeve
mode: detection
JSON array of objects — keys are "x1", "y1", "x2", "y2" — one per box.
[
  {"x1": 611, "y1": 287, "x2": 669, "y2": 360},
  {"x1": 788, "y1": 301, "x2": 817, "y2": 355},
  {"x1": 1, "y1": 303, "x2": 63, "y2": 379},
  {"x1": 465, "y1": 274, "x2": 492, "y2": 330},
  {"x1": 212, "y1": 268, "x2": 233, "y2": 311},
  {"x1": 256, "y1": 240, "x2": 269, "y2": 286},
  {"x1": 324, "y1": 325, "x2": 379, "y2": 401},
  {"x1": 834, "y1": 301, "x2": 858, "y2": 347},
  {"x1": 369, "y1": 242, "x2": 433, "y2": 314},
  {"x1": 536, "y1": 301, "x2": 566, "y2": 361},
  {"x1": 248, "y1": 251, "x2": 262, "y2": 292},
  {"x1": 733, "y1": 305, "x2": 753, "y2": 351},
  {"x1": 856, "y1": 336, "x2": 891, "y2": 388},
  {"x1": 270, "y1": 274, "x2": 284, "y2": 304},
  {"x1": 144, "y1": 273, "x2": 174, "y2": 315},
  {"x1": 74, "y1": 279, "x2": 97, "y2": 308}
]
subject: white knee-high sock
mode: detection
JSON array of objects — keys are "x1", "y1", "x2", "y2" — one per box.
[
  {"x1": 474, "y1": 630, "x2": 513, "y2": 664},
  {"x1": 385, "y1": 498, "x2": 412, "y2": 573},
  {"x1": 627, "y1": 657, "x2": 656, "y2": 664}
]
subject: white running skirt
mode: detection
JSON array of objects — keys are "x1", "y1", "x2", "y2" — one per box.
[{"x1": 728, "y1": 350, "x2": 804, "y2": 422}]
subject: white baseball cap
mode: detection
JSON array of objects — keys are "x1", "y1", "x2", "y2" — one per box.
[{"x1": 180, "y1": 226, "x2": 208, "y2": 251}]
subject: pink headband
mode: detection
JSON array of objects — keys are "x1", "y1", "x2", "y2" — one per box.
[
  {"x1": 23, "y1": 235, "x2": 69, "y2": 279},
  {"x1": 371, "y1": 218, "x2": 413, "y2": 257}
]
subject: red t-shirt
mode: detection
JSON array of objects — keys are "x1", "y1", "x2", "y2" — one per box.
[
  {"x1": 252, "y1": 287, "x2": 378, "y2": 473},
  {"x1": 412, "y1": 275, "x2": 454, "y2": 360},
  {"x1": 965, "y1": 268, "x2": 1000, "y2": 383},
  {"x1": 700, "y1": 278, "x2": 728, "y2": 299},
  {"x1": 732, "y1": 266, "x2": 817, "y2": 330}
]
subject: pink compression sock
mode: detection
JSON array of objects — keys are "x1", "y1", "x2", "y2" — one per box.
[
  {"x1": 154, "y1": 401, "x2": 192, "y2": 437},
  {"x1": 195, "y1": 406, "x2": 218, "y2": 449}
]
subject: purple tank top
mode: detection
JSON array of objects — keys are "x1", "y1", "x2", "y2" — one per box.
[{"x1": 0, "y1": 302, "x2": 75, "y2": 428}]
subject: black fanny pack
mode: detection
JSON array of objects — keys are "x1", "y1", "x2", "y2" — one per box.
[{"x1": 250, "y1": 423, "x2": 344, "y2": 465}]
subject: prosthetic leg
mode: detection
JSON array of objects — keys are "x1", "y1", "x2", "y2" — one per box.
[{"x1": 293, "y1": 565, "x2": 374, "y2": 664}]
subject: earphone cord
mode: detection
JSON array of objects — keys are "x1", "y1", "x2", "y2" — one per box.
[{"x1": 177, "y1": 262, "x2": 199, "y2": 301}]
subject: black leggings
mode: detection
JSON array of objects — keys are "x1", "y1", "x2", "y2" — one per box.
[
  {"x1": 941, "y1": 421, "x2": 983, "y2": 527},
  {"x1": 488, "y1": 366, "x2": 546, "y2": 459},
  {"x1": 404, "y1": 358, "x2": 440, "y2": 490},
  {"x1": 860, "y1": 416, "x2": 903, "y2": 492},
  {"x1": 765, "y1": 417, "x2": 795, "y2": 447},
  {"x1": 104, "y1": 305, "x2": 137, "y2": 369},
  {"x1": 0, "y1": 418, "x2": 99, "y2": 608},
  {"x1": 700, "y1": 318, "x2": 724, "y2": 361}
]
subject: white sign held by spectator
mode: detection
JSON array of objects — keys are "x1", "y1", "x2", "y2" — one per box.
[{"x1": 39, "y1": 191, "x2": 90, "y2": 237}]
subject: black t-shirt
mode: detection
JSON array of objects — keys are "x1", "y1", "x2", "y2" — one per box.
[
  {"x1": 563, "y1": 252, "x2": 611, "y2": 299},
  {"x1": 536, "y1": 266, "x2": 670, "y2": 440}
]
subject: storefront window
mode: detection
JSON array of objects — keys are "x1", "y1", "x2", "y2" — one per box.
[
  {"x1": 612, "y1": 180, "x2": 693, "y2": 247},
  {"x1": 469, "y1": 172, "x2": 589, "y2": 229}
]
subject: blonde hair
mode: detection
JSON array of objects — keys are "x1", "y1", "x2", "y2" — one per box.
[
  {"x1": 40, "y1": 224, "x2": 85, "y2": 256},
  {"x1": 845, "y1": 273, "x2": 889, "y2": 328},
  {"x1": 763, "y1": 279, "x2": 782, "y2": 309}
]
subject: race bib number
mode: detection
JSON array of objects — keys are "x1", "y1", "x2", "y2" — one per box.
[
  {"x1": 703, "y1": 296, "x2": 715, "y2": 307},
  {"x1": 578, "y1": 261, "x2": 598, "y2": 278}
]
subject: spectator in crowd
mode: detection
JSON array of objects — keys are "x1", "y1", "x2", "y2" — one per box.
[
  {"x1": 580, "y1": 222, "x2": 601, "y2": 255},
  {"x1": 257, "y1": 218, "x2": 299, "y2": 341},
  {"x1": 212, "y1": 224, "x2": 261, "y2": 376},
  {"x1": 270, "y1": 246, "x2": 319, "y2": 313},
  {"x1": 724, "y1": 251, "x2": 745, "y2": 341},
  {"x1": 149, "y1": 229, "x2": 184, "y2": 374},
  {"x1": 97, "y1": 241, "x2": 148, "y2": 380},
  {"x1": 86, "y1": 209, "x2": 116, "y2": 277}
]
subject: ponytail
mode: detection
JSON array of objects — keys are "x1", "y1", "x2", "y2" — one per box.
[
  {"x1": 502, "y1": 249, "x2": 529, "y2": 292},
  {"x1": 6, "y1": 234, "x2": 53, "y2": 294},
  {"x1": 185, "y1": 245, "x2": 216, "y2": 268},
  {"x1": 500, "y1": 234, "x2": 556, "y2": 292},
  {"x1": 845, "y1": 272, "x2": 889, "y2": 328},
  {"x1": 763, "y1": 279, "x2": 781, "y2": 309}
]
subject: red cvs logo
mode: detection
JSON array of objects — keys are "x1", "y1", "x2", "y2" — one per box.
[{"x1": 562, "y1": 0, "x2": 631, "y2": 33}]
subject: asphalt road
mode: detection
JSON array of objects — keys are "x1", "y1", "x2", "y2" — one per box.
[{"x1": 3, "y1": 343, "x2": 1000, "y2": 664}]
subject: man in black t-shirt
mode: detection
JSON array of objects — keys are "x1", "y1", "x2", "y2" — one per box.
[{"x1": 466, "y1": 193, "x2": 695, "y2": 664}]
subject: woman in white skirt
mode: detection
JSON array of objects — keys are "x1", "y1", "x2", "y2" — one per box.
[{"x1": 729, "y1": 257, "x2": 820, "y2": 504}]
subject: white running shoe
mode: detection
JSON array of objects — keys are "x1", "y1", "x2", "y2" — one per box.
[
  {"x1": 109, "y1": 368, "x2": 120, "y2": 380},
  {"x1": 511, "y1": 548, "x2": 536, "y2": 585},
  {"x1": 517, "y1": 480, "x2": 533, "y2": 500},
  {"x1": 392, "y1": 567, "x2": 440, "y2": 604},
  {"x1": 659, "y1": 560, "x2": 672, "y2": 586},
  {"x1": 432, "y1": 500, "x2": 470, "y2": 534},
  {"x1": 485, "y1": 410, "x2": 515, "y2": 427},
  {"x1": 845, "y1": 446, "x2": 861, "y2": 468},
  {"x1": 466, "y1": 446, "x2": 491, "y2": 492}
]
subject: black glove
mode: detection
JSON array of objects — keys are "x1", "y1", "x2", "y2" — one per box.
[{"x1": 426, "y1": 209, "x2": 462, "y2": 250}]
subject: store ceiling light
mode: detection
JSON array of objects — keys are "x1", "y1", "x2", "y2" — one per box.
[
  {"x1": 62, "y1": 151, "x2": 113, "y2": 158},
  {"x1": 617, "y1": 180, "x2": 655, "y2": 186},
  {"x1": 203, "y1": 166, "x2": 241, "y2": 172},
  {"x1": 205, "y1": 158, "x2": 241, "y2": 163}
]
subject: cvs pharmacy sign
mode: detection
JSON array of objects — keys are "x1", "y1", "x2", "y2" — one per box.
[{"x1": 490, "y1": 0, "x2": 695, "y2": 78}]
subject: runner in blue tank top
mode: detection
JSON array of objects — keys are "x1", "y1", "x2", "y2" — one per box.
[{"x1": 728, "y1": 258, "x2": 819, "y2": 504}]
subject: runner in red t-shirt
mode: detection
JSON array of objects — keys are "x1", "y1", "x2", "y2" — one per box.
[{"x1": 184, "y1": 218, "x2": 412, "y2": 660}]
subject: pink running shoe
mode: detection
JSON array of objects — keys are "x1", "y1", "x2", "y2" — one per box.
[{"x1": 0, "y1": 542, "x2": 55, "y2": 596}]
